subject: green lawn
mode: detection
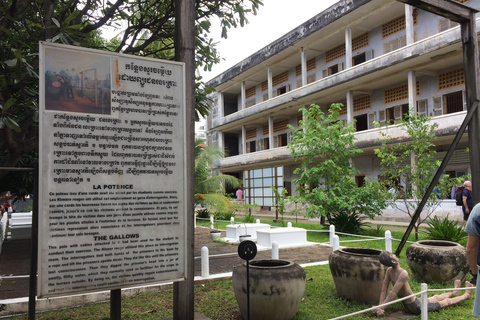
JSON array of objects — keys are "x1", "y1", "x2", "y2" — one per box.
[{"x1": 8, "y1": 219, "x2": 475, "y2": 319}]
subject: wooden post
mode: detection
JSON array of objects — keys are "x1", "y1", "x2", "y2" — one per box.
[{"x1": 173, "y1": 0, "x2": 195, "y2": 319}]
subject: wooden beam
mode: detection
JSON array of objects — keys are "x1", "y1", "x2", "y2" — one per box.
[{"x1": 397, "y1": 0, "x2": 477, "y2": 23}]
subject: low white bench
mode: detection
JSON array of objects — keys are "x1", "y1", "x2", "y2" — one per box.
[
  {"x1": 225, "y1": 223, "x2": 271, "y2": 242},
  {"x1": 256, "y1": 227, "x2": 308, "y2": 248},
  {"x1": 7, "y1": 211, "x2": 32, "y2": 240}
]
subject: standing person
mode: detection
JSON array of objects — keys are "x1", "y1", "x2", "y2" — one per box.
[
  {"x1": 463, "y1": 180, "x2": 473, "y2": 221},
  {"x1": 373, "y1": 251, "x2": 472, "y2": 317},
  {"x1": 236, "y1": 187, "x2": 243, "y2": 200},
  {"x1": 465, "y1": 203, "x2": 480, "y2": 318}
]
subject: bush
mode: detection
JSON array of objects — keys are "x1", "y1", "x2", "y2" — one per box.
[
  {"x1": 196, "y1": 208, "x2": 211, "y2": 219},
  {"x1": 244, "y1": 211, "x2": 255, "y2": 223},
  {"x1": 363, "y1": 224, "x2": 385, "y2": 237},
  {"x1": 425, "y1": 215, "x2": 467, "y2": 243},
  {"x1": 214, "y1": 210, "x2": 236, "y2": 221},
  {"x1": 328, "y1": 211, "x2": 366, "y2": 234}
]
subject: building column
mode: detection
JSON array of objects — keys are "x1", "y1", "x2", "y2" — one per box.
[
  {"x1": 345, "y1": 27, "x2": 352, "y2": 69},
  {"x1": 405, "y1": 4, "x2": 415, "y2": 45},
  {"x1": 218, "y1": 131, "x2": 224, "y2": 153},
  {"x1": 241, "y1": 125, "x2": 246, "y2": 155},
  {"x1": 241, "y1": 81, "x2": 246, "y2": 110},
  {"x1": 269, "y1": 116, "x2": 274, "y2": 149},
  {"x1": 408, "y1": 70, "x2": 416, "y2": 116},
  {"x1": 301, "y1": 49, "x2": 307, "y2": 86},
  {"x1": 346, "y1": 91, "x2": 354, "y2": 125},
  {"x1": 268, "y1": 68, "x2": 273, "y2": 99},
  {"x1": 217, "y1": 92, "x2": 224, "y2": 119}
]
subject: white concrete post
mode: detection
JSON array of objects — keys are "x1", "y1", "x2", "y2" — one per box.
[
  {"x1": 421, "y1": 283, "x2": 428, "y2": 320},
  {"x1": 301, "y1": 49, "x2": 307, "y2": 86},
  {"x1": 346, "y1": 91, "x2": 354, "y2": 125},
  {"x1": 408, "y1": 70, "x2": 416, "y2": 117},
  {"x1": 329, "y1": 225, "x2": 335, "y2": 246},
  {"x1": 241, "y1": 81, "x2": 246, "y2": 110},
  {"x1": 333, "y1": 235, "x2": 340, "y2": 251},
  {"x1": 210, "y1": 216, "x2": 214, "y2": 229},
  {"x1": 405, "y1": 4, "x2": 415, "y2": 45},
  {"x1": 345, "y1": 27, "x2": 352, "y2": 69},
  {"x1": 268, "y1": 116, "x2": 274, "y2": 150},
  {"x1": 267, "y1": 68, "x2": 273, "y2": 99},
  {"x1": 194, "y1": 213, "x2": 197, "y2": 228},
  {"x1": 242, "y1": 125, "x2": 247, "y2": 154},
  {"x1": 256, "y1": 219, "x2": 260, "y2": 224},
  {"x1": 385, "y1": 230, "x2": 392, "y2": 253},
  {"x1": 231, "y1": 217, "x2": 235, "y2": 225},
  {"x1": 287, "y1": 222, "x2": 292, "y2": 228},
  {"x1": 201, "y1": 246, "x2": 209, "y2": 278},
  {"x1": 272, "y1": 241, "x2": 279, "y2": 259}
]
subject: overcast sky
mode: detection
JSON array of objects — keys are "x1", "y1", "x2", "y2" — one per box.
[{"x1": 203, "y1": 0, "x2": 339, "y2": 81}]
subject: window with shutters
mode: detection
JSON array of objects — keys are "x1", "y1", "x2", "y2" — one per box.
[
  {"x1": 438, "y1": 18, "x2": 459, "y2": 33},
  {"x1": 433, "y1": 90, "x2": 465, "y2": 116},
  {"x1": 246, "y1": 99, "x2": 256, "y2": 108},
  {"x1": 352, "y1": 49, "x2": 374, "y2": 66},
  {"x1": 383, "y1": 35, "x2": 407, "y2": 54},
  {"x1": 438, "y1": 67, "x2": 464, "y2": 91},
  {"x1": 417, "y1": 99, "x2": 428, "y2": 117},
  {"x1": 354, "y1": 114, "x2": 368, "y2": 132},
  {"x1": 323, "y1": 62, "x2": 344, "y2": 77},
  {"x1": 325, "y1": 44, "x2": 346, "y2": 63},
  {"x1": 307, "y1": 74, "x2": 316, "y2": 84},
  {"x1": 272, "y1": 71, "x2": 288, "y2": 87},
  {"x1": 382, "y1": 15, "x2": 406, "y2": 39},
  {"x1": 379, "y1": 104, "x2": 409, "y2": 126}
]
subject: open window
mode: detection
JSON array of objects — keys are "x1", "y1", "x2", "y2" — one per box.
[
  {"x1": 246, "y1": 140, "x2": 256, "y2": 153},
  {"x1": 417, "y1": 99, "x2": 428, "y2": 117},
  {"x1": 274, "y1": 133, "x2": 288, "y2": 147},
  {"x1": 433, "y1": 90, "x2": 465, "y2": 116},
  {"x1": 354, "y1": 114, "x2": 368, "y2": 132},
  {"x1": 322, "y1": 62, "x2": 344, "y2": 78},
  {"x1": 379, "y1": 104, "x2": 408, "y2": 126}
]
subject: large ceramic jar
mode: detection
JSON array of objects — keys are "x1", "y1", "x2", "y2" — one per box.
[
  {"x1": 232, "y1": 259, "x2": 306, "y2": 320},
  {"x1": 329, "y1": 248, "x2": 387, "y2": 304},
  {"x1": 406, "y1": 240, "x2": 469, "y2": 284}
]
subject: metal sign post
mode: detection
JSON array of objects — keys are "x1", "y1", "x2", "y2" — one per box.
[{"x1": 237, "y1": 240, "x2": 257, "y2": 320}]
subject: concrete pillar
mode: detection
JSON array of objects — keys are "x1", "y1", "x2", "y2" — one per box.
[
  {"x1": 217, "y1": 92, "x2": 224, "y2": 118},
  {"x1": 385, "y1": 231, "x2": 392, "y2": 253},
  {"x1": 241, "y1": 81, "x2": 246, "y2": 110},
  {"x1": 218, "y1": 131, "x2": 224, "y2": 154},
  {"x1": 329, "y1": 225, "x2": 335, "y2": 246},
  {"x1": 201, "y1": 246, "x2": 209, "y2": 278},
  {"x1": 332, "y1": 235, "x2": 340, "y2": 251},
  {"x1": 268, "y1": 116, "x2": 274, "y2": 149},
  {"x1": 242, "y1": 125, "x2": 247, "y2": 154},
  {"x1": 301, "y1": 49, "x2": 307, "y2": 86},
  {"x1": 408, "y1": 70, "x2": 416, "y2": 117},
  {"x1": 268, "y1": 68, "x2": 273, "y2": 99},
  {"x1": 272, "y1": 241, "x2": 279, "y2": 259},
  {"x1": 405, "y1": 4, "x2": 415, "y2": 45},
  {"x1": 345, "y1": 27, "x2": 352, "y2": 69},
  {"x1": 346, "y1": 91, "x2": 354, "y2": 125}
]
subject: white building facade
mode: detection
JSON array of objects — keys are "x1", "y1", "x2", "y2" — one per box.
[{"x1": 206, "y1": 0, "x2": 477, "y2": 219}]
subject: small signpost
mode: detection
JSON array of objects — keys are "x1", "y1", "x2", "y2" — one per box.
[{"x1": 237, "y1": 240, "x2": 257, "y2": 320}]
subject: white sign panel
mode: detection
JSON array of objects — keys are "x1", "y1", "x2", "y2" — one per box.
[{"x1": 38, "y1": 42, "x2": 186, "y2": 298}]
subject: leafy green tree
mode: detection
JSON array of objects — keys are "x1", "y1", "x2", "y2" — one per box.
[
  {"x1": 0, "y1": 0, "x2": 263, "y2": 195},
  {"x1": 374, "y1": 112, "x2": 466, "y2": 239},
  {"x1": 194, "y1": 138, "x2": 240, "y2": 214},
  {"x1": 288, "y1": 103, "x2": 388, "y2": 225}
]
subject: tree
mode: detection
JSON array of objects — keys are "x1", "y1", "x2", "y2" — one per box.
[
  {"x1": 374, "y1": 112, "x2": 465, "y2": 239},
  {"x1": 0, "y1": 0, "x2": 263, "y2": 194},
  {"x1": 288, "y1": 103, "x2": 388, "y2": 225},
  {"x1": 194, "y1": 138, "x2": 240, "y2": 214}
]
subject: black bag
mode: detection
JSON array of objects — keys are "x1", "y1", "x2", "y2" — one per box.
[{"x1": 456, "y1": 191, "x2": 463, "y2": 206}]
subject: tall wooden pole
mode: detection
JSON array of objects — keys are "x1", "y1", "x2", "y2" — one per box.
[{"x1": 173, "y1": 0, "x2": 195, "y2": 319}]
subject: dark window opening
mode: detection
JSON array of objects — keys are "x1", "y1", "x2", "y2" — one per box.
[
  {"x1": 278, "y1": 133, "x2": 288, "y2": 147},
  {"x1": 386, "y1": 104, "x2": 409, "y2": 124},
  {"x1": 328, "y1": 64, "x2": 339, "y2": 75},
  {"x1": 224, "y1": 133, "x2": 239, "y2": 157},
  {"x1": 352, "y1": 53, "x2": 366, "y2": 66},
  {"x1": 263, "y1": 137, "x2": 270, "y2": 150},
  {"x1": 445, "y1": 91, "x2": 463, "y2": 114},
  {"x1": 248, "y1": 140, "x2": 256, "y2": 153},
  {"x1": 355, "y1": 175, "x2": 365, "y2": 187},
  {"x1": 277, "y1": 86, "x2": 287, "y2": 96},
  {"x1": 223, "y1": 93, "x2": 238, "y2": 116},
  {"x1": 354, "y1": 114, "x2": 368, "y2": 132}
]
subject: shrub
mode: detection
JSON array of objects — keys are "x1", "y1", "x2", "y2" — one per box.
[
  {"x1": 244, "y1": 211, "x2": 255, "y2": 223},
  {"x1": 424, "y1": 215, "x2": 467, "y2": 243},
  {"x1": 196, "y1": 208, "x2": 211, "y2": 219},
  {"x1": 328, "y1": 211, "x2": 366, "y2": 234},
  {"x1": 363, "y1": 224, "x2": 385, "y2": 237},
  {"x1": 214, "y1": 210, "x2": 236, "y2": 221}
]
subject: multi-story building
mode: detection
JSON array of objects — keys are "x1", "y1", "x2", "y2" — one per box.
[{"x1": 206, "y1": 0, "x2": 477, "y2": 211}]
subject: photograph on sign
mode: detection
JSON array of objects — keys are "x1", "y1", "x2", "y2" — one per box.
[{"x1": 38, "y1": 42, "x2": 186, "y2": 298}]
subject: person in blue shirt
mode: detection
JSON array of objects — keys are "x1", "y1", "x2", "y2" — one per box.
[{"x1": 466, "y1": 203, "x2": 480, "y2": 318}]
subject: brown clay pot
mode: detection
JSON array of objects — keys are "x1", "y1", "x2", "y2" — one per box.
[
  {"x1": 329, "y1": 248, "x2": 387, "y2": 304},
  {"x1": 406, "y1": 240, "x2": 469, "y2": 284},
  {"x1": 232, "y1": 259, "x2": 305, "y2": 320}
]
